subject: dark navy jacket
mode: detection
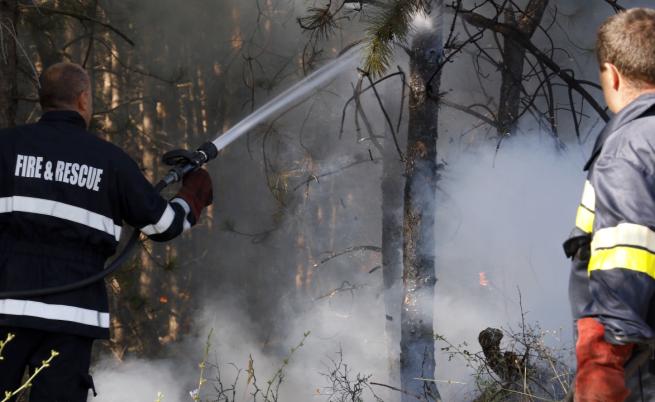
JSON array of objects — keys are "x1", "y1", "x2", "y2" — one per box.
[
  {"x1": 0, "y1": 111, "x2": 194, "y2": 339},
  {"x1": 568, "y1": 93, "x2": 655, "y2": 345}
]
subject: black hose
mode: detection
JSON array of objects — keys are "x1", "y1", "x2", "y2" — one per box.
[
  {"x1": 0, "y1": 179, "x2": 168, "y2": 299},
  {"x1": 0, "y1": 230, "x2": 142, "y2": 298}
]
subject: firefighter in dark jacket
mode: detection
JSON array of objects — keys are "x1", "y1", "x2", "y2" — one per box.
[
  {"x1": 0, "y1": 62, "x2": 213, "y2": 400},
  {"x1": 566, "y1": 8, "x2": 655, "y2": 402}
]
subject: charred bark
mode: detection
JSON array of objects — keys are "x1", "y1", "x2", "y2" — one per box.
[
  {"x1": 497, "y1": 0, "x2": 549, "y2": 135},
  {"x1": 400, "y1": 2, "x2": 442, "y2": 400},
  {"x1": 478, "y1": 327, "x2": 523, "y2": 383},
  {"x1": 497, "y1": 8, "x2": 525, "y2": 136},
  {"x1": 0, "y1": 0, "x2": 18, "y2": 128}
]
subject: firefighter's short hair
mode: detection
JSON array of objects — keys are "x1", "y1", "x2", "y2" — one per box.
[
  {"x1": 597, "y1": 8, "x2": 655, "y2": 87},
  {"x1": 39, "y1": 62, "x2": 90, "y2": 110}
]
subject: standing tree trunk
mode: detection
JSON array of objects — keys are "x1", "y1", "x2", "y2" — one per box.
[
  {"x1": 0, "y1": 0, "x2": 18, "y2": 128},
  {"x1": 496, "y1": 0, "x2": 549, "y2": 135},
  {"x1": 400, "y1": 2, "x2": 443, "y2": 400}
]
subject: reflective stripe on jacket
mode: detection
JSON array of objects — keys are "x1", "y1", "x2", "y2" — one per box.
[
  {"x1": 0, "y1": 111, "x2": 195, "y2": 339},
  {"x1": 568, "y1": 93, "x2": 655, "y2": 344}
]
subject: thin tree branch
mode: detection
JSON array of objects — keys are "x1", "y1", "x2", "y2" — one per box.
[
  {"x1": 441, "y1": 99, "x2": 498, "y2": 128},
  {"x1": 603, "y1": 0, "x2": 625, "y2": 12},
  {"x1": 19, "y1": 4, "x2": 135, "y2": 46},
  {"x1": 362, "y1": 70, "x2": 404, "y2": 161},
  {"x1": 460, "y1": 10, "x2": 609, "y2": 122},
  {"x1": 313, "y1": 246, "x2": 382, "y2": 268}
]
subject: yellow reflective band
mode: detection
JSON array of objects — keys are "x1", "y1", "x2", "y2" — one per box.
[
  {"x1": 575, "y1": 205, "x2": 595, "y2": 234},
  {"x1": 592, "y1": 223, "x2": 655, "y2": 253},
  {"x1": 589, "y1": 246, "x2": 655, "y2": 280},
  {"x1": 581, "y1": 180, "x2": 596, "y2": 211}
]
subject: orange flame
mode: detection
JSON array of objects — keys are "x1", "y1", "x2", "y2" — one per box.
[{"x1": 479, "y1": 272, "x2": 489, "y2": 287}]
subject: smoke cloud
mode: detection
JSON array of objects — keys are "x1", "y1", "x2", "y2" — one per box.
[
  {"x1": 86, "y1": 1, "x2": 655, "y2": 401},
  {"x1": 92, "y1": 133, "x2": 590, "y2": 402},
  {"x1": 93, "y1": 288, "x2": 394, "y2": 402},
  {"x1": 432, "y1": 135, "x2": 588, "y2": 400}
]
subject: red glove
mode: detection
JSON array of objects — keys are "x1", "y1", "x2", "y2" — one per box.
[
  {"x1": 575, "y1": 317, "x2": 633, "y2": 402},
  {"x1": 176, "y1": 168, "x2": 213, "y2": 223}
]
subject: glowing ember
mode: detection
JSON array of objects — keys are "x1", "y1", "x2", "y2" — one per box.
[{"x1": 479, "y1": 272, "x2": 490, "y2": 287}]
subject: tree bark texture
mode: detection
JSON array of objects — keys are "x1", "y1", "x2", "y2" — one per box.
[
  {"x1": 497, "y1": 0, "x2": 549, "y2": 135},
  {"x1": 400, "y1": 2, "x2": 443, "y2": 400},
  {"x1": 0, "y1": 0, "x2": 18, "y2": 128}
]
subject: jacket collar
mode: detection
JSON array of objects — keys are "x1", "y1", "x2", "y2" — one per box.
[
  {"x1": 39, "y1": 110, "x2": 87, "y2": 129},
  {"x1": 584, "y1": 93, "x2": 655, "y2": 171}
]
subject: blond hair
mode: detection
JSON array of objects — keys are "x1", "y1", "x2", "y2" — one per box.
[{"x1": 597, "y1": 8, "x2": 655, "y2": 87}]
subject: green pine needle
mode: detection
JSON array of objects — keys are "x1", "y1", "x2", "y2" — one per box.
[
  {"x1": 362, "y1": 0, "x2": 431, "y2": 77},
  {"x1": 298, "y1": 5, "x2": 339, "y2": 41}
]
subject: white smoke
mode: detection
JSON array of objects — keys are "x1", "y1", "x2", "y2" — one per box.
[
  {"x1": 432, "y1": 134, "x2": 589, "y2": 400},
  {"x1": 412, "y1": 11, "x2": 435, "y2": 32},
  {"x1": 92, "y1": 359, "x2": 184, "y2": 402},
  {"x1": 92, "y1": 134, "x2": 591, "y2": 402},
  {"x1": 88, "y1": 1, "x2": 639, "y2": 401},
  {"x1": 93, "y1": 287, "x2": 393, "y2": 402}
]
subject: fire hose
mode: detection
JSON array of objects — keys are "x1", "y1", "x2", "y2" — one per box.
[
  {"x1": 0, "y1": 142, "x2": 218, "y2": 299},
  {"x1": 0, "y1": 45, "x2": 361, "y2": 299}
]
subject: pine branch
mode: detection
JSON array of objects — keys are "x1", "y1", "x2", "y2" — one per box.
[
  {"x1": 298, "y1": 4, "x2": 339, "y2": 41},
  {"x1": 362, "y1": 0, "x2": 430, "y2": 77}
]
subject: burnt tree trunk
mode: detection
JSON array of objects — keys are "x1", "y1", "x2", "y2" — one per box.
[
  {"x1": 0, "y1": 0, "x2": 18, "y2": 128},
  {"x1": 497, "y1": 0, "x2": 549, "y2": 135},
  {"x1": 497, "y1": 7, "x2": 525, "y2": 136},
  {"x1": 400, "y1": 2, "x2": 442, "y2": 400}
]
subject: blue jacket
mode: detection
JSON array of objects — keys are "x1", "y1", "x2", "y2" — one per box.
[{"x1": 567, "y1": 93, "x2": 655, "y2": 345}]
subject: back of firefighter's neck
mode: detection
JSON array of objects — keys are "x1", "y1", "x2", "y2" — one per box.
[
  {"x1": 600, "y1": 62, "x2": 655, "y2": 114},
  {"x1": 42, "y1": 88, "x2": 93, "y2": 129}
]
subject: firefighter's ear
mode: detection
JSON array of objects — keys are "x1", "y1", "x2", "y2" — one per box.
[
  {"x1": 77, "y1": 89, "x2": 90, "y2": 111},
  {"x1": 600, "y1": 62, "x2": 622, "y2": 113},
  {"x1": 76, "y1": 89, "x2": 93, "y2": 127},
  {"x1": 601, "y1": 63, "x2": 621, "y2": 91}
]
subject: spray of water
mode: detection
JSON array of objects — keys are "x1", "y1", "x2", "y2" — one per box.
[{"x1": 211, "y1": 45, "x2": 362, "y2": 152}]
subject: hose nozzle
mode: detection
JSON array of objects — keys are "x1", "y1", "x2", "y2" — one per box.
[{"x1": 158, "y1": 142, "x2": 218, "y2": 190}]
